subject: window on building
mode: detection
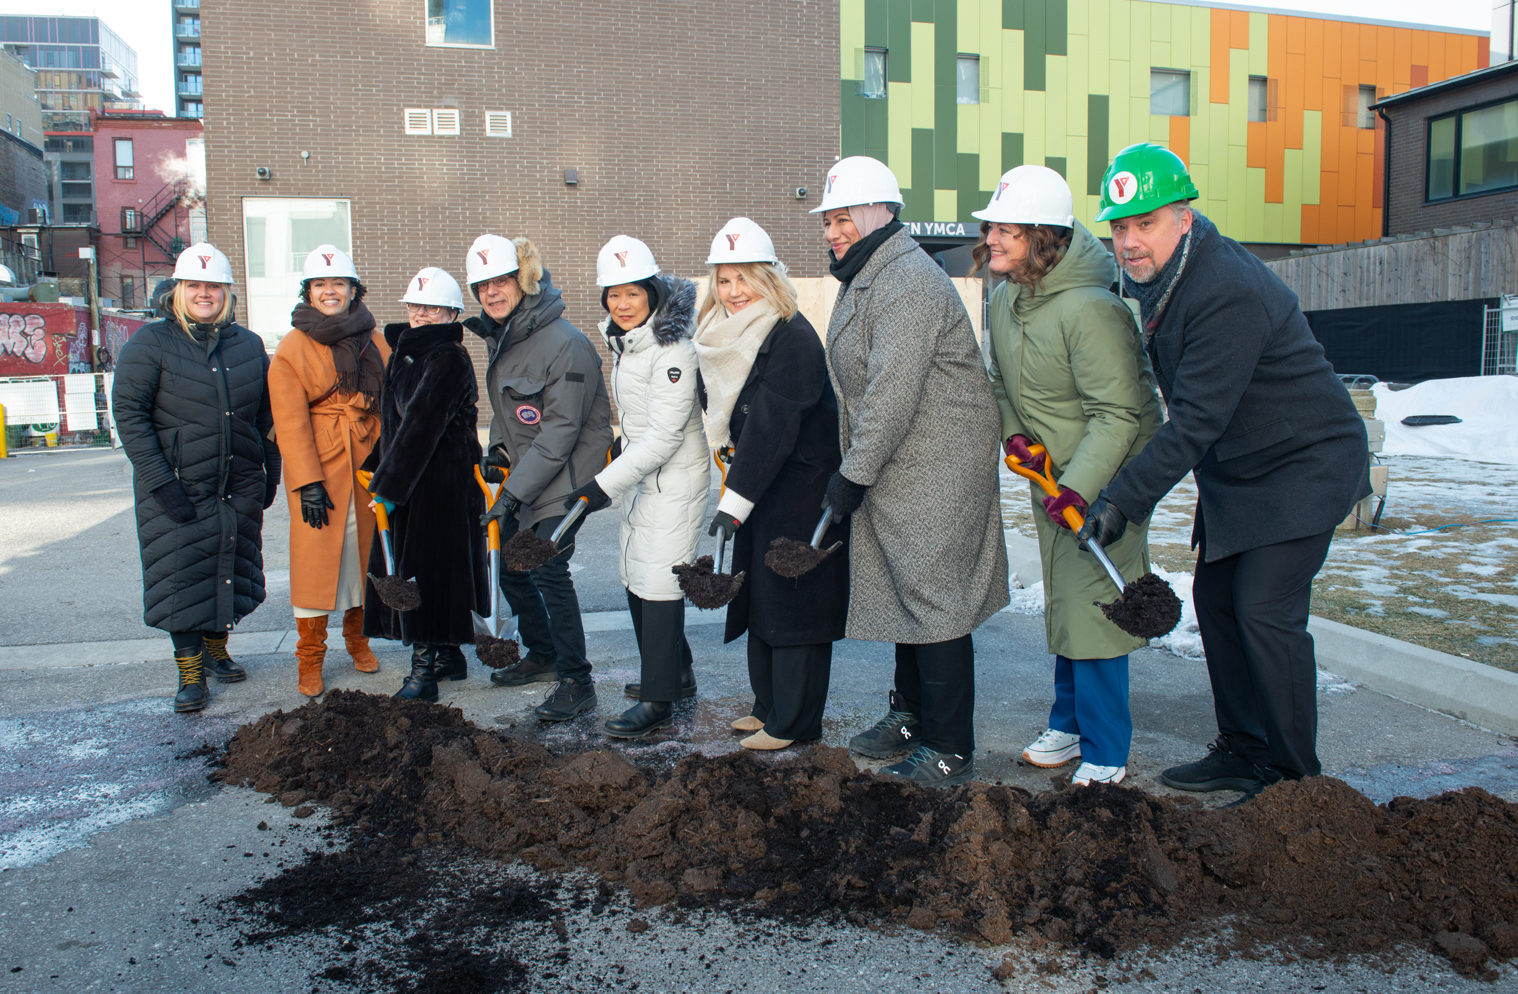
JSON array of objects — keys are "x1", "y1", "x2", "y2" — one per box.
[
  {"x1": 1150, "y1": 69, "x2": 1190, "y2": 117},
  {"x1": 176, "y1": 16, "x2": 199, "y2": 37},
  {"x1": 1248, "y1": 76, "x2": 1268, "y2": 123},
  {"x1": 1426, "y1": 99, "x2": 1518, "y2": 201},
  {"x1": 62, "y1": 203, "x2": 90, "y2": 223},
  {"x1": 177, "y1": 46, "x2": 201, "y2": 67},
  {"x1": 121, "y1": 275, "x2": 134, "y2": 308},
  {"x1": 957, "y1": 55, "x2": 981, "y2": 105},
  {"x1": 1358, "y1": 85, "x2": 1377, "y2": 129},
  {"x1": 114, "y1": 138, "x2": 133, "y2": 179},
  {"x1": 5, "y1": 114, "x2": 9, "y2": 132},
  {"x1": 179, "y1": 73, "x2": 201, "y2": 95},
  {"x1": 61, "y1": 182, "x2": 91, "y2": 198},
  {"x1": 241, "y1": 198, "x2": 353, "y2": 346},
  {"x1": 425, "y1": 0, "x2": 492, "y2": 47},
  {"x1": 860, "y1": 48, "x2": 886, "y2": 99},
  {"x1": 60, "y1": 161, "x2": 89, "y2": 180},
  {"x1": 181, "y1": 102, "x2": 203, "y2": 117}
]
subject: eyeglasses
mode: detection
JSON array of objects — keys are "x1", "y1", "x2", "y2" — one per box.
[
  {"x1": 477, "y1": 276, "x2": 516, "y2": 292},
  {"x1": 405, "y1": 303, "x2": 453, "y2": 316}
]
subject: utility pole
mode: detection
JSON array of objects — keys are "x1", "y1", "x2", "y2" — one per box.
[{"x1": 79, "y1": 246, "x2": 100, "y2": 373}]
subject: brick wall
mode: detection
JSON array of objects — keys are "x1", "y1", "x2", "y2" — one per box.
[
  {"x1": 0, "y1": 130, "x2": 46, "y2": 225},
  {"x1": 200, "y1": 0, "x2": 840, "y2": 386},
  {"x1": 1384, "y1": 71, "x2": 1518, "y2": 235}
]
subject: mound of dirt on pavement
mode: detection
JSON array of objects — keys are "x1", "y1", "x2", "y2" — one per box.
[{"x1": 220, "y1": 691, "x2": 1518, "y2": 973}]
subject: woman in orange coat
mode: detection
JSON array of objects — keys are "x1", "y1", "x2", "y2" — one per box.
[{"x1": 268, "y1": 244, "x2": 390, "y2": 697}]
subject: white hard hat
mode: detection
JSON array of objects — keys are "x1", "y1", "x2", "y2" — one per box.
[
  {"x1": 705, "y1": 217, "x2": 778, "y2": 266},
  {"x1": 172, "y1": 242, "x2": 234, "y2": 284},
  {"x1": 465, "y1": 234, "x2": 519, "y2": 286},
  {"x1": 971, "y1": 165, "x2": 1076, "y2": 227},
  {"x1": 810, "y1": 156, "x2": 904, "y2": 214},
  {"x1": 300, "y1": 244, "x2": 359, "y2": 281},
  {"x1": 596, "y1": 235, "x2": 660, "y2": 287},
  {"x1": 400, "y1": 267, "x2": 464, "y2": 310}
]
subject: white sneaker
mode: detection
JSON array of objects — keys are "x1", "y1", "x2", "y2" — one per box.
[
  {"x1": 1021, "y1": 728, "x2": 1081, "y2": 768},
  {"x1": 1072, "y1": 762, "x2": 1126, "y2": 785}
]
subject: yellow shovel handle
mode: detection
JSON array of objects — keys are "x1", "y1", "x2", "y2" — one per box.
[
  {"x1": 472, "y1": 464, "x2": 505, "y2": 552},
  {"x1": 1004, "y1": 444, "x2": 1086, "y2": 532},
  {"x1": 355, "y1": 469, "x2": 390, "y2": 532}
]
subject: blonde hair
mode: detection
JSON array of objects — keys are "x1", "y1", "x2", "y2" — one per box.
[
  {"x1": 171, "y1": 280, "x2": 234, "y2": 335},
  {"x1": 699, "y1": 261, "x2": 799, "y2": 323}
]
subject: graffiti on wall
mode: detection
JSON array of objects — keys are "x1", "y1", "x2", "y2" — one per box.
[
  {"x1": 0, "y1": 305, "x2": 150, "y2": 376},
  {"x1": 0, "y1": 313, "x2": 48, "y2": 365}
]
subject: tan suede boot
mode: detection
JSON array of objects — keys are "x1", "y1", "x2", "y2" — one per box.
[
  {"x1": 343, "y1": 606, "x2": 378, "y2": 672},
  {"x1": 295, "y1": 615, "x2": 328, "y2": 698}
]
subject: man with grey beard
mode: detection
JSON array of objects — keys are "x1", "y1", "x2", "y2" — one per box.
[{"x1": 1077, "y1": 142, "x2": 1371, "y2": 799}]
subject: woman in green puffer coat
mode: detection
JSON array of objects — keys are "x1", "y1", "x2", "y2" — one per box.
[{"x1": 975, "y1": 165, "x2": 1164, "y2": 788}]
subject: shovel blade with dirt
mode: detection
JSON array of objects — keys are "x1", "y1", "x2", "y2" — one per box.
[
  {"x1": 501, "y1": 496, "x2": 588, "y2": 573},
  {"x1": 356, "y1": 470, "x2": 420, "y2": 644},
  {"x1": 1004, "y1": 446, "x2": 1182, "y2": 640},
  {"x1": 765, "y1": 506, "x2": 844, "y2": 579},
  {"x1": 674, "y1": 531, "x2": 745, "y2": 609}
]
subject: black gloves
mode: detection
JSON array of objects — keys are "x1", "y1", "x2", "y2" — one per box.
[
  {"x1": 823, "y1": 471, "x2": 868, "y2": 521},
  {"x1": 485, "y1": 489, "x2": 521, "y2": 530},
  {"x1": 609, "y1": 435, "x2": 623, "y2": 461},
  {"x1": 299, "y1": 481, "x2": 336, "y2": 529},
  {"x1": 480, "y1": 445, "x2": 510, "y2": 484},
  {"x1": 707, "y1": 511, "x2": 740, "y2": 541},
  {"x1": 263, "y1": 478, "x2": 279, "y2": 510},
  {"x1": 1076, "y1": 490, "x2": 1129, "y2": 551},
  {"x1": 564, "y1": 479, "x2": 611, "y2": 514},
  {"x1": 153, "y1": 480, "x2": 196, "y2": 524}
]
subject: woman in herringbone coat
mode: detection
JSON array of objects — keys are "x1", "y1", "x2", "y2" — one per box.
[{"x1": 814, "y1": 156, "x2": 1009, "y2": 788}]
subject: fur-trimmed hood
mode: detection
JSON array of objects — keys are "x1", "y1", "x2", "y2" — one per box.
[
  {"x1": 600, "y1": 275, "x2": 697, "y2": 352},
  {"x1": 512, "y1": 237, "x2": 543, "y2": 297}
]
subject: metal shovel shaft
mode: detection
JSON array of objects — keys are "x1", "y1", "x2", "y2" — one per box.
[
  {"x1": 810, "y1": 507, "x2": 832, "y2": 547},
  {"x1": 552, "y1": 497, "x2": 589, "y2": 544},
  {"x1": 715, "y1": 531, "x2": 728, "y2": 576},
  {"x1": 1086, "y1": 537, "x2": 1128, "y2": 593}
]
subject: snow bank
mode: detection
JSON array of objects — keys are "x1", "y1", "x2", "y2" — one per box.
[{"x1": 1373, "y1": 376, "x2": 1518, "y2": 465}]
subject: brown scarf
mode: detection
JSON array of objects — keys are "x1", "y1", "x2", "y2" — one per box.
[{"x1": 291, "y1": 301, "x2": 382, "y2": 409}]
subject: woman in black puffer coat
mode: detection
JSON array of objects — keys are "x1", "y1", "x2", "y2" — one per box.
[{"x1": 112, "y1": 243, "x2": 280, "y2": 714}]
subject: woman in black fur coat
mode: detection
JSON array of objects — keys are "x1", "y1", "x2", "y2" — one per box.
[{"x1": 362, "y1": 267, "x2": 488, "y2": 701}]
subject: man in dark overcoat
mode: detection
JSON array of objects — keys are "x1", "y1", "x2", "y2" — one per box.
[{"x1": 1078, "y1": 143, "x2": 1371, "y2": 794}]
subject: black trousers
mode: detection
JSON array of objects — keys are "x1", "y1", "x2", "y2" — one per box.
[
  {"x1": 499, "y1": 512, "x2": 590, "y2": 685},
  {"x1": 1192, "y1": 526, "x2": 1334, "y2": 780},
  {"x1": 748, "y1": 635, "x2": 833, "y2": 741},
  {"x1": 893, "y1": 634, "x2": 975, "y2": 756},
  {"x1": 626, "y1": 591, "x2": 693, "y2": 703},
  {"x1": 170, "y1": 631, "x2": 220, "y2": 653}
]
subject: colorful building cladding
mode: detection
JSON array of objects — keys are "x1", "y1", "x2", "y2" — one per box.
[{"x1": 839, "y1": 0, "x2": 1489, "y2": 246}]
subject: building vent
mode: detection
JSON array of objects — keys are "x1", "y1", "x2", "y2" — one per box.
[
  {"x1": 432, "y1": 108, "x2": 461, "y2": 135},
  {"x1": 484, "y1": 111, "x2": 512, "y2": 137},
  {"x1": 404, "y1": 108, "x2": 432, "y2": 135}
]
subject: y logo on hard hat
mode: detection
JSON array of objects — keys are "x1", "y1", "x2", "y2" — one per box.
[
  {"x1": 321, "y1": 253, "x2": 335, "y2": 267},
  {"x1": 476, "y1": 249, "x2": 489, "y2": 265},
  {"x1": 826, "y1": 174, "x2": 837, "y2": 193},
  {"x1": 198, "y1": 255, "x2": 211, "y2": 269},
  {"x1": 416, "y1": 277, "x2": 429, "y2": 291},
  {"x1": 614, "y1": 251, "x2": 629, "y2": 267},
  {"x1": 725, "y1": 234, "x2": 741, "y2": 251},
  {"x1": 995, "y1": 181, "x2": 1010, "y2": 200},
  {"x1": 1108, "y1": 171, "x2": 1138, "y2": 205}
]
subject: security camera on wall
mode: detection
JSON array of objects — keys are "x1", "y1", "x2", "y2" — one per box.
[{"x1": 255, "y1": 166, "x2": 272, "y2": 180}]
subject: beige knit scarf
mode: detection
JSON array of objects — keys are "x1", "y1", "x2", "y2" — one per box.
[{"x1": 691, "y1": 299, "x2": 780, "y2": 449}]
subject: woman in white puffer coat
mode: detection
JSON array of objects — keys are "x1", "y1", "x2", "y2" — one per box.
[{"x1": 562, "y1": 235, "x2": 710, "y2": 739}]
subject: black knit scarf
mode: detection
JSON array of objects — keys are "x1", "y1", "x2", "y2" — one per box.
[
  {"x1": 829, "y1": 220, "x2": 905, "y2": 284},
  {"x1": 1120, "y1": 210, "x2": 1214, "y2": 334},
  {"x1": 291, "y1": 301, "x2": 382, "y2": 408}
]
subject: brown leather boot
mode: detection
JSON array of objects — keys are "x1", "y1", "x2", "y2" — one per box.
[
  {"x1": 343, "y1": 606, "x2": 378, "y2": 672},
  {"x1": 295, "y1": 615, "x2": 328, "y2": 698}
]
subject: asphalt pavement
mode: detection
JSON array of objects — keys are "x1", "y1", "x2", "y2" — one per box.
[{"x1": 1, "y1": 447, "x2": 1515, "y2": 993}]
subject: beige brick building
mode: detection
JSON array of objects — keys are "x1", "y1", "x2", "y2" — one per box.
[{"x1": 201, "y1": 0, "x2": 841, "y2": 380}]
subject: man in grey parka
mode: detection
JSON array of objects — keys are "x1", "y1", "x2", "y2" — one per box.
[{"x1": 465, "y1": 234, "x2": 614, "y2": 722}]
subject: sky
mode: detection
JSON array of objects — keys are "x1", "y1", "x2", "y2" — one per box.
[{"x1": 0, "y1": 0, "x2": 1497, "y2": 119}]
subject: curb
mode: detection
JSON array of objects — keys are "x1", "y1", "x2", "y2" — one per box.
[{"x1": 1309, "y1": 615, "x2": 1518, "y2": 737}]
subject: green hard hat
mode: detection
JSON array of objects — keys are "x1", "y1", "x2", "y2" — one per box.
[{"x1": 1095, "y1": 142, "x2": 1200, "y2": 222}]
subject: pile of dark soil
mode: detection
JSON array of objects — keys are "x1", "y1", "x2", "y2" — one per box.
[
  {"x1": 671, "y1": 555, "x2": 744, "y2": 609},
  {"x1": 1099, "y1": 572, "x2": 1183, "y2": 639},
  {"x1": 367, "y1": 573, "x2": 421, "y2": 612},
  {"x1": 763, "y1": 536, "x2": 841, "y2": 579},
  {"x1": 220, "y1": 692, "x2": 1518, "y2": 975},
  {"x1": 473, "y1": 634, "x2": 520, "y2": 669},
  {"x1": 501, "y1": 530, "x2": 558, "y2": 572}
]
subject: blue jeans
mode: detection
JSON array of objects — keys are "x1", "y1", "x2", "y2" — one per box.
[
  {"x1": 1048, "y1": 654, "x2": 1131, "y2": 767},
  {"x1": 498, "y1": 512, "x2": 590, "y2": 685}
]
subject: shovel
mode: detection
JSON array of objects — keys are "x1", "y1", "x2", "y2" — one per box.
[
  {"x1": 356, "y1": 469, "x2": 419, "y2": 644},
  {"x1": 502, "y1": 495, "x2": 589, "y2": 573},
  {"x1": 1004, "y1": 444, "x2": 1181, "y2": 639},
  {"x1": 764, "y1": 506, "x2": 844, "y2": 579},
  {"x1": 469, "y1": 466, "x2": 521, "y2": 671},
  {"x1": 674, "y1": 529, "x2": 745, "y2": 609}
]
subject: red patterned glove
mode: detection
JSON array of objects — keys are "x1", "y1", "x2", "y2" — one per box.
[
  {"x1": 1042, "y1": 486, "x2": 1087, "y2": 529},
  {"x1": 1005, "y1": 434, "x2": 1046, "y2": 473}
]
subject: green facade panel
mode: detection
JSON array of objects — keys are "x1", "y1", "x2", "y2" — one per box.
[
  {"x1": 1086, "y1": 94, "x2": 1109, "y2": 196},
  {"x1": 1002, "y1": 131, "x2": 1024, "y2": 173},
  {"x1": 906, "y1": 128, "x2": 937, "y2": 220},
  {"x1": 866, "y1": 0, "x2": 889, "y2": 46},
  {"x1": 889, "y1": 0, "x2": 914, "y2": 80},
  {"x1": 1045, "y1": 155, "x2": 1066, "y2": 177},
  {"x1": 841, "y1": 81, "x2": 866, "y2": 157}
]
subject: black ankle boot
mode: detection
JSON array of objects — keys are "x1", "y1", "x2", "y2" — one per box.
[
  {"x1": 623, "y1": 667, "x2": 697, "y2": 700},
  {"x1": 173, "y1": 649, "x2": 209, "y2": 713},
  {"x1": 435, "y1": 645, "x2": 467, "y2": 681},
  {"x1": 395, "y1": 644, "x2": 439, "y2": 702},
  {"x1": 202, "y1": 633, "x2": 247, "y2": 683},
  {"x1": 603, "y1": 701, "x2": 674, "y2": 738}
]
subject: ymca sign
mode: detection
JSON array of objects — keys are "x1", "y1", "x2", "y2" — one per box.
[{"x1": 904, "y1": 221, "x2": 973, "y2": 239}]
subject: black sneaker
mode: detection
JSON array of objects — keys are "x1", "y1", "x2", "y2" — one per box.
[
  {"x1": 882, "y1": 746, "x2": 975, "y2": 788},
  {"x1": 1158, "y1": 737, "x2": 1264, "y2": 792},
  {"x1": 848, "y1": 691, "x2": 922, "y2": 759},
  {"x1": 534, "y1": 680, "x2": 598, "y2": 722},
  {"x1": 490, "y1": 652, "x2": 558, "y2": 687},
  {"x1": 201, "y1": 634, "x2": 246, "y2": 683}
]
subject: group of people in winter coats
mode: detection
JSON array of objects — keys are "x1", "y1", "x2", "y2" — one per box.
[{"x1": 114, "y1": 141, "x2": 1368, "y2": 796}]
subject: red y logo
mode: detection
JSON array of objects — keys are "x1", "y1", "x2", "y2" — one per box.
[
  {"x1": 725, "y1": 234, "x2": 741, "y2": 250},
  {"x1": 321, "y1": 253, "x2": 335, "y2": 266},
  {"x1": 198, "y1": 255, "x2": 210, "y2": 269},
  {"x1": 416, "y1": 277, "x2": 429, "y2": 291},
  {"x1": 997, "y1": 182, "x2": 1009, "y2": 199},
  {"x1": 826, "y1": 173, "x2": 837, "y2": 192},
  {"x1": 476, "y1": 249, "x2": 489, "y2": 265},
  {"x1": 1112, "y1": 176, "x2": 1129, "y2": 199},
  {"x1": 614, "y1": 251, "x2": 629, "y2": 267}
]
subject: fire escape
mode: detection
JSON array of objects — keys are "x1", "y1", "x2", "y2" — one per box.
[{"x1": 119, "y1": 179, "x2": 202, "y2": 266}]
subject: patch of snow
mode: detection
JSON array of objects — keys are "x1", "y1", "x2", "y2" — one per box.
[
  {"x1": 1149, "y1": 566, "x2": 1204, "y2": 659},
  {"x1": 1316, "y1": 669, "x2": 1357, "y2": 695},
  {"x1": 1004, "y1": 582, "x2": 1045, "y2": 615},
  {"x1": 1373, "y1": 377, "x2": 1518, "y2": 465}
]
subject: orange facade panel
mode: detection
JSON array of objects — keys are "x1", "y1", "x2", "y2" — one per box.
[
  {"x1": 1230, "y1": 10, "x2": 1250, "y2": 50},
  {"x1": 1305, "y1": 19, "x2": 1324, "y2": 107},
  {"x1": 1169, "y1": 114, "x2": 1191, "y2": 167},
  {"x1": 1210, "y1": 8, "x2": 1232, "y2": 104},
  {"x1": 1284, "y1": 52, "x2": 1305, "y2": 149},
  {"x1": 1393, "y1": 30, "x2": 1412, "y2": 86},
  {"x1": 1247, "y1": 120, "x2": 1267, "y2": 168},
  {"x1": 1479, "y1": 35, "x2": 1491, "y2": 68},
  {"x1": 1323, "y1": 20, "x2": 1342, "y2": 79},
  {"x1": 1266, "y1": 121, "x2": 1285, "y2": 203},
  {"x1": 1287, "y1": 16, "x2": 1306, "y2": 54},
  {"x1": 1301, "y1": 203, "x2": 1320, "y2": 244}
]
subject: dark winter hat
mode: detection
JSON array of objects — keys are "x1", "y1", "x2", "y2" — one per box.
[{"x1": 600, "y1": 275, "x2": 663, "y2": 314}]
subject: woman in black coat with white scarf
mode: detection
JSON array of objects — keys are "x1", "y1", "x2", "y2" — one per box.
[{"x1": 695, "y1": 218, "x2": 849, "y2": 750}]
